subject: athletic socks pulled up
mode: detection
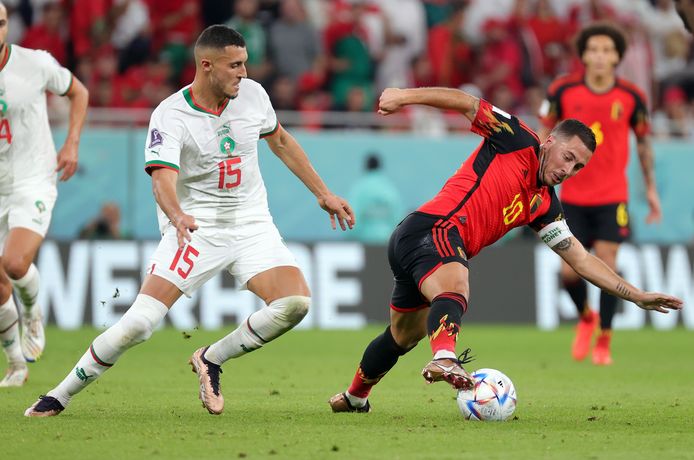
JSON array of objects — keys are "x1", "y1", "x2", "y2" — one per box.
[
  {"x1": 427, "y1": 292, "x2": 467, "y2": 356},
  {"x1": 347, "y1": 325, "x2": 410, "y2": 400},
  {"x1": 0, "y1": 297, "x2": 24, "y2": 365},
  {"x1": 47, "y1": 294, "x2": 168, "y2": 407},
  {"x1": 10, "y1": 264, "x2": 41, "y2": 315}
]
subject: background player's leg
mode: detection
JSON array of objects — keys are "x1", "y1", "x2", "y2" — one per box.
[
  {"x1": 3, "y1": 228, "x2": 45, "y2": 361},
  {"x1": 592, "y1": 240, "x2": 620, "y2": 365},
  {"x1": 561, "y1": 259, "x2": 590, "y2": 317},
  {"x1": 202, "y1": 266, "x2": 310, "y2": 365},
  {"x1": 26, "y1": 275, "x2": 178, "y2": 415},
  {"x1": 0, "y1": 263, "x2": 28, "y2": 387},
  {"x1": 562, "y1": 258, "x2": 598, "y2": 361}
]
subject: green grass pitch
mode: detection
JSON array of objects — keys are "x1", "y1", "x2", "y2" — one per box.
[{"x1": 3, "y1": 325, "x2": 693, "y2": 459}]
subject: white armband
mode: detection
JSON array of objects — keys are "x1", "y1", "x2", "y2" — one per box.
[{"x1": 537, "y1": 220, "x2": 573, "y2": 248}]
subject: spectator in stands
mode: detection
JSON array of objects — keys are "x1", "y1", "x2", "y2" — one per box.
[
  {"x1": 674, "y1": 0, "x2": 694, "y2": 32},
  {"x1": 525, "y1": 0, "x2": 569, "y2": 80},
  {"x1": 269, "y1": 0, "x2": 323, "y2": 84},
  {"x1": 475, "y1": 18, "x2": 524, "y2": 106},
  {"x1": 68, "y1": 0, "x2": 109, "y2": 62},
  {"x1": 375, "y1": 0, "x2": 427, "y2": 92},
  {"x1": 427, "y1": 0, "x2": 473, "y2": 88},
  {"x1": 4, "y1": 0, "x2": 26, "y2": 45},
  {"x1": 325, "y1": 0, "x2": 375, "y2": 111},
  {"x1": 225, "y1": 0, "x2": 271, "y2": 83},
  {"x1": 110, "y1": 0, "x2": 151, "y2": 73},
  {"x1": 640, "y1": 0, "x2": 689, "y2": 96},
  {"x1": 20, "y1": 1, "x2": 66, "y2": 65},
  {"x1": 422, "y1": 0, "x2": 454, "y2": 28},
  {"x1": 147, "y1": 0, "x2": 200, "y2": 82},
  {"x1": 617, "y1": 12, "x2": 654, "y2": 107},
  {"x1": 348, "y1": 153, "x2": 404, "y2": 244},
  {"x1": 270, "y1": 75, "x2": 298, "y2": 111},
  {"x1": 567, "y1": 0, "x2": 617, "y2": 36},
  {"x1": 79, "y1": 202, "x2": 123, "y2": 240},
  {"x1": 89, "y1": 47, "x2": 128, "y2": 107},
  {"x1": 653, "y1": 85, "x2": 693, "y2": 138}
]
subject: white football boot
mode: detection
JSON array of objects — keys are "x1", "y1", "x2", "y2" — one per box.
[
  {"x1": 0, "y1": 364, "x2": 28, "y2": 387},
  {"x1": 21, "y1": 310, "x2": 45, "y2": 362}
]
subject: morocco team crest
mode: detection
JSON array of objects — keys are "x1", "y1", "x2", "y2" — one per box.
[{"x1": 220, "y1": 136, "x2": 236, "y2": 156}]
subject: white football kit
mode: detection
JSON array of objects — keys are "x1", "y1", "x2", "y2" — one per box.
[
  {"x1": 0, "y1": 44, "x2": 72, "y2": 244},
  {"x1": 144, "y1": 79, "x2": 298, "y2": 295}
]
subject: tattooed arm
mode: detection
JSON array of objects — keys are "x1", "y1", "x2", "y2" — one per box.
[
  {"x1": 377, "y1": 87, "x2": 480, "y2": 122},
  {"x1": 552, "y1": 236, "x2": 683, "y2": 313}
]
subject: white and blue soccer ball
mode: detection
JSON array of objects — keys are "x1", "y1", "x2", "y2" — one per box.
[{"x1": 456, "y1": 368, "x2": 517, "y2": 421}]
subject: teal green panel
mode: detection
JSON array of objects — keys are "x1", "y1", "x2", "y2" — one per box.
[{"x1": 47, "y1": 128, "x2": 694, "y2": 244}]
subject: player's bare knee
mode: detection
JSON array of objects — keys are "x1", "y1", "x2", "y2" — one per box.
[
  {"x1": 0, "y1": 278, "x2": 13, "y2": 303},
  {"x1": 2, "y1": 258, "x2": 30, "y2": 281},
  {"x1": 277, "y1": 295, "x2": 310, "y2": 324}
]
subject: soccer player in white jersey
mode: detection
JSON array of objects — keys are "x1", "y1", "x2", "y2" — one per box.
[
  {"x1": 0, "y1": 2, "x2": 88, "y2": 387},
  {"x1": 25, "y1": 25, "x2": 354, "y2": 416}
]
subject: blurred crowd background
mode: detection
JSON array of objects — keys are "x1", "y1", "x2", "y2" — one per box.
[{"x1": 3, "y1": 0, "x2": 692, "y2": 136}]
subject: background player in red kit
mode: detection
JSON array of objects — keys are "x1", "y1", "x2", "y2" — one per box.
[
  {"x1": 328, "y1": 86, "x2": 682, "y2": 413},
  {"x1": 539, "y1": 23, "x2": 660, "y2": 366}
]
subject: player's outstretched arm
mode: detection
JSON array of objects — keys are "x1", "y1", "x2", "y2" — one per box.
[
  {"x1": 635, "y1": 135, "x2": 662, "y2": 224},
  {"x1": 552, "y1": 236, "x2": 683, "y2": 313},
  {"x1": 264, "y1": 126, "x2": 354, "y2": 231},
  {"x1": 377, "y1": 87, "x2": 481, "y2": 122},
  {"x1": 56, "y1": 76, "x2": 88, "y2": 181},
  {"x1": 151, "y1": 168, "x2": 198, "y2": 248}
]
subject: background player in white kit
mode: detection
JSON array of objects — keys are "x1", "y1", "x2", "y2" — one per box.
[
  {"x1": 0, "y1": 2, "x2": 88, "y2": 387},
  {"x1": 25, "y1": 25, "x2": 354, "y2": 416}
]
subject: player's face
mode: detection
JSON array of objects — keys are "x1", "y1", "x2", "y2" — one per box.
[
  {"x1": 582, "y1": 35, "x2": 620, "y2": 77},
  {"x1": 208, "y1": 45, "x2": 248, "y2": 99},
  {"x1": 540, "y1": 135, "x2": 592, "y2": 186},
  {"x1": 0, "y1": 4, "x2": 8, "y2": 48}
]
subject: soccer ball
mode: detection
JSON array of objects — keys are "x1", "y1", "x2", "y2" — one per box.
[{"x1": 456, "y1": 368, "x2": 517, "y2": 421}]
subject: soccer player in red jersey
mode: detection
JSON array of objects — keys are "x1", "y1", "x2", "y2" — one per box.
[
  {"x1": 539, "y1": 23, "x2": 661, "y2": 366},
  {"x1": 328, "y1": 86, "x2": 682, "y2": 413}
]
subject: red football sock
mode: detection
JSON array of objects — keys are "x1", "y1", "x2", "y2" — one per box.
[
  {"x1": 347, "y1": 365, "x2": 381, "y2": 398},
  {"x1": 427, "y1": 292, "x2": 467, "y2": 355}
]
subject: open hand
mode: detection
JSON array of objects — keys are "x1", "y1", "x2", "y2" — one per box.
[
  {"x1": 645, "y1": 186, "x2": 662, "y2": 224},
  {"x1": 56, "y1": 143, "x2": 79, "y2": 181},
  {"x1": 636, "y1": 292, "x2": 683, "y2": 313},
  {"x1": 173, "y1": 213, "x2": 198, "y2": 248},
  {"x1": 318, "y1": 194, "x2": 355, "y2": 231}
]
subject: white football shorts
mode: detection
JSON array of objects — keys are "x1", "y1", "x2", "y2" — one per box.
[
  {"x1": 146, "y1": 216, "x2": 299, "y2": 297},
  {"x1": 0, "y1": 184, "x2": 57, "y2": 246}
]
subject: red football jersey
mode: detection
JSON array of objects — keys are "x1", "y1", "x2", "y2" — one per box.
[
  {"x1": 541, "y1": 74, "x2": 650, "y2": 206},
  {"x1": 418, "y1": 99, "x2": 564, "y2": 258}
]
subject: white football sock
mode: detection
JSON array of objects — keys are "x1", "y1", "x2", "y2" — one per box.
[
  {"x1": 433, "y1": 350, "x2": 457, "y2": 360},
  {"x1": 10, "y1": 264, "x2": 40, "y2": 315},
  {"x1": 345, "y1": 391, "x2": 368, "y2": 408},
  {"x1": 0, "y1": 297, "x2": 25, "y2": 366},
  {"x1": 47, "y1": 294, "x2": 168, "y2": 407},
  {"x1": 204, "y1": 295, "x2": 310, "y2": 365}
]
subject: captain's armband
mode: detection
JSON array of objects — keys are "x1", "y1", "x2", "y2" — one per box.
[{"x1": 537, "y1": 220, "x2": 573, "y2": 249}]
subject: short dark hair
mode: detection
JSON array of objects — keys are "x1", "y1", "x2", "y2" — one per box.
[
  {"x1": 365, "y1": 154, "x2": 381, "y2": 171},
  {"x1": 575, "y1": 22, "x2": 627, "y2": 62},
  {"x1": 195, "y1": 25, "x2": 246, "y2": 49},
  {"x1": 551, "y1": 119, "x2": 597, "y2": 152}
]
